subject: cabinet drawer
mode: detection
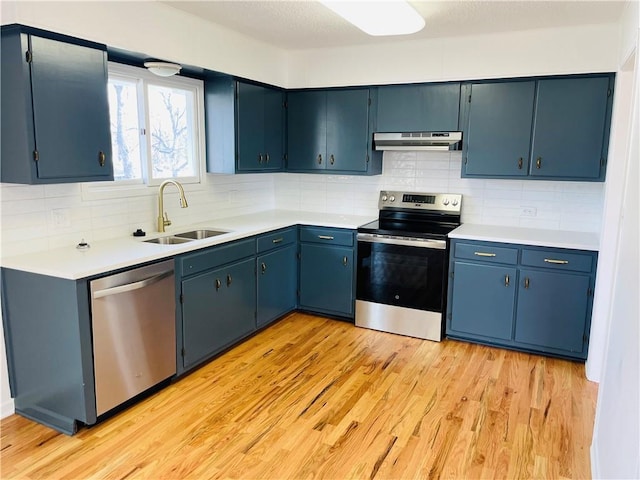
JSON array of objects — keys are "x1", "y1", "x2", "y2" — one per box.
[
  {"x1": 178, "y1": 238, "x2": 255, "y2": 277},
  {"x1": 299, "y1": 226, "x2": 354, "y2": 247},
  {"x1": 521, "y1": 248, "x2": 595, "y2": 273},
  {"x1": 454, "y1": 242, "x2": 518, "y2": 265},
  {"x1": 257, "y1": 227, "x2": 297, "y2": 253}
]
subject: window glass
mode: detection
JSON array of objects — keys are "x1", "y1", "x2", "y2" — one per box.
[{"x1": 108, "y1": 77, "x2": 143, "y2": 182}]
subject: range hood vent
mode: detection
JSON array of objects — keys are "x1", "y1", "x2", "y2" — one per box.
[{"x1": 374, "y1": 131, "x2": 462, "y2": 151}]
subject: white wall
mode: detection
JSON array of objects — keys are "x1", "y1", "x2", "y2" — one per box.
[{"x1": 590, "y1": 3, "x2": 640, "y2": 478}]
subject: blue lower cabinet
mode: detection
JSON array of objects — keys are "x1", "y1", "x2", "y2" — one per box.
[
  {"x1": 515, "y1": 269, "x2": 591, "y2": 353},
  {"x1": 446, "y1": 239, "x2": 596, "y2": 360},
  {"x1": 257, "y1": 243, "x2": 297, "y2": 327},
  {"x1": 449, "y1": 261, "x2": 517, "y2": 340},
  {"x1": 299, "y1": 241, "x2": 355, "y2": 319},
  {"x1": 179, "y1": 241, "x2": 257, "y2": 371}
]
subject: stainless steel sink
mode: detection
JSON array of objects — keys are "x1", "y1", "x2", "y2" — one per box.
[
  {"x1": 174, "y1": 229, "x2": 229, "y2": 240},
  {"x1": 144, "y1": 236, "x2": 193, "y2": 245}
]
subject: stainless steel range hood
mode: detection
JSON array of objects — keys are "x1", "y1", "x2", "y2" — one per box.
[{"x1": 373, "y1": 131, "x2": 462, "y2": 151}]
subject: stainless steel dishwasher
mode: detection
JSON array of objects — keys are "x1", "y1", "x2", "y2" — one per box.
[{"x1": 90, "y1": 259, "x2": 176, "y2": 416}]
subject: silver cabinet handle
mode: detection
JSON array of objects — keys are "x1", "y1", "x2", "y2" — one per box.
[
  {"x1": 544, "y1": 258, "x2": 569, "y2": 265},
  {"x1": 330, "y1": 154, "x2": 335, "y2": 165},
  {"x1": 342, "y1": 256, "x2": 348, "y2": 266},
  {"x1": 227, "y1": 274, "x2": 232, "y2": 287},
  {"x1": 524, "y1": 277, "x2": 530, "y2": 289},
  {"x1": 474, "y1": 252, "x2": 497, "y2": 257},
  {"x1": 536, "y1": 157, "x2": 542, "y2": 169},
  {"x1": 317, "y1": 154, "x2": 322, "y2": 165},
  {"x1": 505, "y1": 274, "x2": 510, "y2": 287},
  {"x1": 265, "y1": 153, "x2": 270, "y2": 163},
  {"x1": 258, "y1": 154, "x2": 263, "y2": 164},
  {"x1": 98, "y1": 151, "x2": 106, "y2": 167},
  {"x1": 272, "y1": 237, "x2": 283, "y2": 244},
  {"x1": 215, "y1": 278, "x2": 222, "y2": 291},
  {"x1": 261, "y1": 262, "x2": 267, "y2": 274},
  {"x1": 318, "y1": 235, "x2": 334, "y2": 240},
  {"x1": 92, "y1": 270, "x2": 173, "y2": 299},
  {"x1": 517, "y1": 157, "x2": 523, "y2": 169}
]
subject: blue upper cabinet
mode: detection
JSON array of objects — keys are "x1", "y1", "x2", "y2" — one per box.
[
  {"x1": 236, "y1": 81, "x2": 285, "y2": 172},
  {"x1": 1, "y1": 25, "x2": 113, "y2": 184},
  {"x1": 287, "y1": 90, "x2": 327, "y2": 172},
  {"x1": 287, "y1": 88, "x2": 382, "y2": 175},
  {"x1": 376, "y1": 83, "x2": 461, "y2": 132},
  {"x1": 530, "y1": 77, "x2": 611, "y2": 179},
  {"x1": 461, "y1": 74, "x2": 614, "y2": 181},
  {"x1": 462, "y1": 81, "x2": 535, "y2": 177},
  {"x1": 206, "y1": 78, "x2": 285, "y2": 173}
]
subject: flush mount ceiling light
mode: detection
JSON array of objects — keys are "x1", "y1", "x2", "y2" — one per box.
[
  {"x1": 144, "y1": 61, "x2": 182, "y2": 77},
  {"x1": 320, "y1": 0, "x2": 425, "y2": 36}
]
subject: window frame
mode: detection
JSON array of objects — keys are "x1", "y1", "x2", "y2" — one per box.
[{"x1": 101, "y1": 62, "x2": 206, "y2": 188}]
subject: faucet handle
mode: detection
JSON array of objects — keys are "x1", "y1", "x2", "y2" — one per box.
[{"x1": 163, "y1": 212, "x2": 172, "y2": 227}]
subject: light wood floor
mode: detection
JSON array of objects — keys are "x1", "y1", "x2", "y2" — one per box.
[{"x1": 1, "y1": 313, "x2": 598, "y2": 479}]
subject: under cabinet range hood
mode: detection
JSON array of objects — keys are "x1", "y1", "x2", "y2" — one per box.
[{"x1": 373, "y1": 131, "x2": 462, "y2": 151}]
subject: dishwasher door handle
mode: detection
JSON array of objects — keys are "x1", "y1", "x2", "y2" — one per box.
[{"x1": 92, "y1": 270, "x2": 173, "y2": 299}]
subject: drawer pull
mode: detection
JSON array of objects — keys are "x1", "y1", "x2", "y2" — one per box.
[
  {"x1": 272, "y1": 237, "x2": 284, "y2": 244},
  {"x1": 474, "y1": 252, "x2": 497, "y2": 257},
  {"x1": 318, "y1": 235, "x2": 334, "y2": 240},
  {"x1": 504, "y1": 274, "x2": 510, "y2": 287},
  {"x1": 544, "y1": 258, "x2": 569, "y2": 265}
]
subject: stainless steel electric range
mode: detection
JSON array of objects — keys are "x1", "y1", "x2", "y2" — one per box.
[{"x1": 355, "y1": 190, "x2": 462, "y2": 341}]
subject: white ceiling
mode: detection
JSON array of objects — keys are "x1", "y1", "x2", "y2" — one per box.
[{"x1": 161, "y1": 0, "x2": 626, "y2": 50}]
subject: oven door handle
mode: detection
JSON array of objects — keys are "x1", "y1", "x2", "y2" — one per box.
[{"x1": 357, "y1": 233, "x2": 446, "y2": 250}]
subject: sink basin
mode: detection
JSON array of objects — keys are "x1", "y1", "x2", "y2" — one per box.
[
  {"x1": 144, "y1": 236, "x2": 193, "y2": 245},
  {"x1": 174, "y1": 229, "x2": 229, "y2": 240}
]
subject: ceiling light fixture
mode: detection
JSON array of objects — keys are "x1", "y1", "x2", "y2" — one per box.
[
  {"x1": 320, "y1": 0, "x2": 425, "y2": 36},
  {"x1": 144, "y1": 61, "x2": 182, "y2": 77}
]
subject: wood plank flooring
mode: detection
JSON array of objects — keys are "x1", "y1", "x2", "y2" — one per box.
[{"x1": 1, "y1": 313, "x2": 598, "y2": 479}]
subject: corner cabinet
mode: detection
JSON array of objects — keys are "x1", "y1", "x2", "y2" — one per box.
[
  {"x1": 205, "y1": 77, "x2": 285, "y2": 173},
  {"x1": 287, "y1": 88, "x2": 382, "y2": 175},
  {"x1": 460, "y1": 74, "x2": 614, "y2": 181},
  {"x1": 298, "y1": 226, "x2": 356, "y2": 319},
  {"x1": 176, "y1": 238, "x2": 257, "y2": 372},
  {"x1": 376, "y1": 82, "x2": 461, "y2": 132},
  {"x1": 446, "y1": 239, "x2": 597, "y2": 360},
  {"x1": 1, "y1": 25, "x2": 113, "y2": 184},
  {"x1": 256, "y1": 227, "x2": 298, "y2": 328}
]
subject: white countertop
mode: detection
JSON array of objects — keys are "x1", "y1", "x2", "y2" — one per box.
[
  {"x1": 448, "y1": 224, "x2": 600, "y2": 251},
  {"x1": 0, "y1": 210, "x2": 375, "y2": 280}
]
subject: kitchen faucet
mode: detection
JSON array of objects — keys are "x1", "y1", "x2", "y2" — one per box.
[{"x1": 157, "y1": 179, "x2": 189, "y2": 232}]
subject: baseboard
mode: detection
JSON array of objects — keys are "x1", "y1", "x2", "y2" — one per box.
[
  {"x1": 590, "y1": 441, "x2": 600, "y2": 479},
  {"x1": 1, "y1": 398, "x2": 15, "y2": 419}
]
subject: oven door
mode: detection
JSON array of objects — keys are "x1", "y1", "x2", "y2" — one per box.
[{"x1": 356, "y1": 233, "x2": 447, "y2": 313}]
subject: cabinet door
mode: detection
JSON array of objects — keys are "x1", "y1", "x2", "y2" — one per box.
[
  {"x1": 449, "y1": 261, "x2": 517, "y2": 340},
  {"x1": 257, "y1": 244, "x2": 297, "y2": 327},
  {"x1": 299, "y1": 243, "x2": 354, "y2": 317},
  {"x1": 463, "y1": 81, "x2": 535, "y2": 177},
  {"x1": 287, "y1": 90, "x2": 326, "y2": 171},
  {"x1": 326, "y1": 89, "x2": 369, "y2": 172},
  {"x1": 236, "y1": 82, "x2": 265, "y2": 171},
  {"x1": 377, "y1": 83, "x2": 460, "y2": 132},
  {"x1": 181, "y1": 258, "x2": 256, "y2": 368},
  {"x1": 262, "y1": 87, "x2": 285, "y2": 170},
  {"x1": 515, "y1": 269, "x2": 590, "y2": 354},
  {"x1": 530, "y1": 77, "x2": 610, "y2": 179},
  {"x1": 30, "y1": 36, "x2": 112, "y2": 181}
]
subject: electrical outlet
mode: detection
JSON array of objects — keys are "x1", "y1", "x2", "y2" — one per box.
[
  {"x1": 520, "y1": 206, "x2": 537, "y2": 217},
  {"x1": 51, "y1": 208, "x2": 71, "y2": 228}
]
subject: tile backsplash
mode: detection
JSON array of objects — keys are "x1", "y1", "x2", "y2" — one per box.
[{"x1": 0, "y1": 151, "x2": 604, "y2": 258}]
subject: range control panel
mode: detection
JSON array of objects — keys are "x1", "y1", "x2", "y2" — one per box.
[{"x1": 378, "y1": 191, "x2": 462, "y2": 213}]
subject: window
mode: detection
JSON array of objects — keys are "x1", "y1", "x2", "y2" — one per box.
[{"x1": 107, "y1": 63, "x2": 204, "y2": 185}]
